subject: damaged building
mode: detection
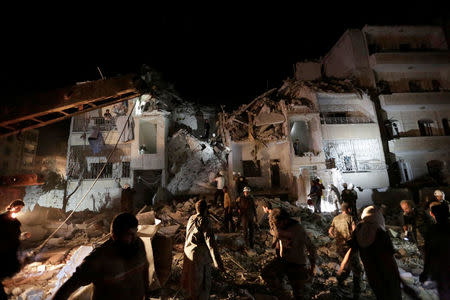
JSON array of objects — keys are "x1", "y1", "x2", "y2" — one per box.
[
  {"x1": 317, "y1": 25, "x2": 450, "y2": 185},
  {"x1": 221, "y1": 77, "x2": 389, "y2": 206}
]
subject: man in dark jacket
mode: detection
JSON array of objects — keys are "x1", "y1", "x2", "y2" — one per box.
[
  {"x1": 420, "y1": 202, "x2": 450, "y2": 300},
  {"x1": 262, "y1": 208, "x2": 316, "y2": 300},
  {"x1": 236, "y1": 186, "x2": 257, "y2": 248},
  {"x1": 0, "y1": 200, "x2": 26, "y2": 300},
  {"x1": 53, "y1": 213, "x2": 149, "y2": 300}
]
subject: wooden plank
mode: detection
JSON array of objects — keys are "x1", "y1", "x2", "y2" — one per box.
[
  {"x1": 0, "y1": 94, "x2": 139, "y2": 138},
  {"x1": 0, "y1": 91, "x2": 138, "y2": 127}
]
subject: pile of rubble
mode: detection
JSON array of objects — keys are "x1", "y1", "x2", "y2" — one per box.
[
  {"x1": 166, "y1": 130, "x2": 227, "y2": 195},
  {"x1": 4, "y1": 196, "x2": 440, "y2": 300}
]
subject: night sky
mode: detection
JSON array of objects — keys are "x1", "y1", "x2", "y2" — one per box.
[{"x1": 1, "y1": 3, "x2": 448, "y2": 155}]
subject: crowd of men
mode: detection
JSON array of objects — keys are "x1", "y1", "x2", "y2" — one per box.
[{"x1": 1, "y1": 176, "x2": 449, "y2": 299}]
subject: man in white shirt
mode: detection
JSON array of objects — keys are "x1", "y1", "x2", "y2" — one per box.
[{"x1": 214, "y1": 170, "x2": 225, "y2": 206}]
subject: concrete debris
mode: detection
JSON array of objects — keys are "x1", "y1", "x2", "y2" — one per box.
[
  {"x1": 166, "y1": 129, "x2": 225, "y2": 195},
  {"x1": 4, "y1": 194, "x2": 440, "y2": 300}
]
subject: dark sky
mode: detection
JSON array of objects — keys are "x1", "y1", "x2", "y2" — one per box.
[{"x1": 2, "y1": 3, "x2": 448, "y2": 108}]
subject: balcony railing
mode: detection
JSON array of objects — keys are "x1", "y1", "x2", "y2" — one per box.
[
  {"x1": 321, "y1": 116, "x2": 374, "y2": 124},
  {"x1": 73, "y1": 117, "x2": 116, "y2": 132}
]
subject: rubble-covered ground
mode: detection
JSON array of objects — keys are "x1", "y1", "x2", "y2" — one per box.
[{"x1": 3, "y1": 196, "x2": 440, "y2": 300}]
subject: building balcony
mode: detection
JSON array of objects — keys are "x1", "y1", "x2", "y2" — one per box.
[
  {"x1": 388, "y1": 135, "x2": 450, "y2": 154},
  {"x1": 320, "y1": 116, "x2": 374, "y2": 124},
  {"x1": 72, "y1": 116, "x2": 117, "y2": 132},
  {"x1": 380, "y1": 92, "x2": 450, "y2": 111},
  {"x1": 369, "y1": 51, "x2": 450, "y2": 72}
]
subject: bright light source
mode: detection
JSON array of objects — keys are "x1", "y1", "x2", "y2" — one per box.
[{"x1": 11, "y1": 212, "x2": 17, "y2": 219}]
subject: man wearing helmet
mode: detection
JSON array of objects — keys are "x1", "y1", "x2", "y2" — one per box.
[
  {"x1": 341, "y1": 183, "x2": 358, "y2": 221},
  {"x1": 236, "y1": 186, "x2": 257, "y2": 249}
]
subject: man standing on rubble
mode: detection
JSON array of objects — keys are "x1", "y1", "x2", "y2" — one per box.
[
  {"x1": 202, "y1": 119, "x2": 210, "y2": 140},
  {"x1": 293, "y1": 139, "x2": 300, "y2": 156},
  {"x1": 181, "y1": 199, "x2": 224, "y2": 300},
  {"x1": 328, "y1": 202, "x2": 362, "y2": 299},
  {"x1": 236, "y1": 186, "x2": 257, "y2": 249},
  {"x1": 420, "y1": 202, "x2": 450, "y2": 300},
  {"x1": 341, "y1": 183, "x2": 358, "y2": 220},
  {"x1": 223, "y1": 186, "x2": 235, "y2": 232},
  {"x1": 236, "y1": 172, "x2": 248, "y2": 197},
  {"x1": 214, "y1": 170, "x2": 225, "y2": 206},
  {"x1": 262, "y1": 208, "x2": 316, "y2": 300},
  {"x1": 308, "y1": 178, "x2": 323, "y2": 213},
  {"x1": 53, "y1": 213, "x2": 149, "y2": 300},
  {"x1": 120, "y1": 183, "x2": 135, "y2": 214}
]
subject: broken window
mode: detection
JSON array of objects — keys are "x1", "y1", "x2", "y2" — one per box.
[
  {"x1": 323, "y1": 139, "x2": 383, "y2": 172},
  {"x1": 409, "y1": 80, "x2": 422, "y2": 92},
  {"x1": 432, "y1": 80, "x2": 441, "y2": 92},
  {"x1": 122, "y1": 162, "x2": 130, "y2": 178},
  {"x1": 399, "y1": 43, "x2": 411, "y2": 51},
  {"x1": 242, "y1": 160, "x2": 261, "y2": 177},
  {"x1": 290, "y1": 120, "x2": 313, "y2": 155},
  {"x1": 87, "y1": 162, "x2": 113, "y2": 179},
  {"x1": 139, "y1": 120, "x2": 157, "y2": 154},
  {"x1": 418, "y1": 120, "x2": 433, "y2": 136}
]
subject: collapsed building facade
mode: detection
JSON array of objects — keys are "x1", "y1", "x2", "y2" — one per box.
[
  {"x1": 317, "y1": 25, "x2": 450, "y2": 185},
  {"x1": 220, "y1": 78, "x2": 388, "y2": 206}
]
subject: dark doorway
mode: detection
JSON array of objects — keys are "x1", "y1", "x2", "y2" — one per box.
[
  {"x1": 133, "y1": 170, "x2": 162, "y2": 207},
  {"x1": 270, "y1": 160, "x2": 280, "y2": 188},
  {"x1": 418, "y1": 120, "x2": 433, "y2": 136},
  {"x1": 443, "y1": 118, "x2": 450, "y2": 136}
]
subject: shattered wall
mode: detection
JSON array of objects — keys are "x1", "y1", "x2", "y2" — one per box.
[
  {"x1": 230, "y1": 141, "x2": 291, "y2": 191},
  {"x1": 166, "y1": 129, "x2": 225, "y2": 195},
  {"x1": 322, "y1": 29, "x2": 376, "y2": 88}
]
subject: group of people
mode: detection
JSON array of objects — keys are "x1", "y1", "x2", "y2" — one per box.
[{"x1": 1, "y1": 184, "x2": 449, "y2": 300}]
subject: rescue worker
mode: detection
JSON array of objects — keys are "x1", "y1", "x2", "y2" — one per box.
[
  {"x1": 236, "y1": 172, "x2": 248, "y2": 197},
  {"x1": 236, "y1": 186, "x2": 257, "y2": 248},
  {"x1": 53, "y1": 213, "x2": 149, "y2": 300},
  {"x1": 223, "y1": 186, "x2": 235, "y2": 232},
  {"x1": 342, "y1": 183, "x2": 358, "y2": 220},
  {"x1": 433, "y1": 189, "x2": 449, "y2": 212},
  {"x1": 308, "y1": 178, "x2": 323, "y2": 213},
  {"x1": 213, "y1": 170, "x2": 225, "y2": 206},
  {"x1": 262, "y1": 208, "x2": 317, "y2": 300},
  {"x1": 181, "y1": 199, "x2": 224, "y2": 300},
  {"x1": 120, "y1": 183, "x2": 135, "y2": 214},
  {"x1": 0, "y1": 200, "x2": 28, "y2": 300},
  {"x1": 202, "y1": 119, "x2": 210, "y2": 139},
  {"x1": 420, "y1": 202, "x2": 450, "y2": 300},
  {"x1": 293, "y1": 139, "x2": 300, "y2": 156},
  {"x1": 399, "y1": 200, "x2": 421, "y2": 245},
  {"x1": 328, "y1": 202, "x2": 362, "y2": 299}
]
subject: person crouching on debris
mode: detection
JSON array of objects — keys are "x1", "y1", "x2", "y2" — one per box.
[
  {"x1": 338, "y1": 206, "x2": 418, "y2": 300},
  {"x1": 262, "y1": 208, "x2": 316, "y2": 300},
  {"x1": 399, "y1": 200, "x2": 421, "y2": 245},
  {"x1": 53, "y1": 213, "x2": 149, "y2": 300},
  {"x1": 328, "y1": 202, "x2": 362, "y2": 299},
  {"x1": 181, "y1": 199, "x2": 225, "y2": 300},
  {"x1": 420, "y1": 202, "x2": 450, "y2": 300},
  {"x1": 236, "y1": 186, "x2": 257, "y2": 249},
  {"x1": 0, "y1": 200, "x2": 29, "y2": 300},
  {"x1": 223, "y1": 186, "x2": 235, "y2": 233}
]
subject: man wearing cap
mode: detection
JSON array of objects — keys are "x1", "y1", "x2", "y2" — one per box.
[
  {"x1": 236, "y1": 186, "x2": 257, "y2": 249},
  {"x1": 329, "y1": 202, "x2": 362, "y2": 298}
]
